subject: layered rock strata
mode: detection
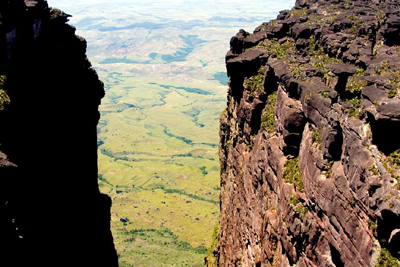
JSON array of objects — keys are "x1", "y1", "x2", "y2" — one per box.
[
  {"x1": 211, "y1": 0, "x2": 400, "y2": 266},
  {"x1": 0, "y1": 1, "x2": 117, "y2": 266}
]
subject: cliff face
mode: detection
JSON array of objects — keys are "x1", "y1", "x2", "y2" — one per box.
[
  {"x1": 0, "y1": 1, "x2": 117, "y2": 266},
  {"x1": 213, "y1": 0, "x2": 400, "y2": 266}
]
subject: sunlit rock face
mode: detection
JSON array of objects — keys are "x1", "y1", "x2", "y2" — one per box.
[
  {"x1": 210, "y1": 0, "x2": 400, "y2": 266},
  {"x1": 0, "y1": 1, "x2": 118, "y2": 266}
]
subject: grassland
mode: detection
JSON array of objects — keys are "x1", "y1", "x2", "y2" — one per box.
[{"x1": 49, "y1": 0, "x2": 295, "y2": 265}]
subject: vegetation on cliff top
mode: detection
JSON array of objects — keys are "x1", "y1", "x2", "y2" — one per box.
[
  {"x1": 258, "y1": 38, "x2": 296, "y2": 60},
  {"x1": 244, "y1": 66, "x2": 265, "y2": 98},
  {"x1": 217, "y1": 0, "x2": 400, "y2": 265}
]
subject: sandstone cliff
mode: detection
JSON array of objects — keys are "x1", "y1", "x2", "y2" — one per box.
[
  {"x1": 211, "y1": 0, "x2": 400, "y2": 266},
  {"x1": 0, "y1": 1, "x2": 117, "y2": 266}
]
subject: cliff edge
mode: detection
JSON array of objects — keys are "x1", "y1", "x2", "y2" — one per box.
[
  {"x1": 0, "y1": 1, "x2": 117, "y2": 266},
  {"x1": 210, "y1": 0, "x2": 400, "y2": 266}
]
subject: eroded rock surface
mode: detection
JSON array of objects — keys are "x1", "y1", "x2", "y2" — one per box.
[{"x1": 209, "y1": 0, "x2": 400, "y2": 266}]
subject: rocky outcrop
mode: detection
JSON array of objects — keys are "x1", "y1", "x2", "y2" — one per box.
[
  {"x1": 0, "y1": 1, "x2": 117, "y2": 266},
  {"x1": 210, "y1": 0, "x2": 400, "y2": 266}
]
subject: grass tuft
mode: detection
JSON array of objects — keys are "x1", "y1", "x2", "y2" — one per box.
[
  {"x1": 283, "y1": 157, "x2": 304, "y2": 192},
  {"x1": 244, "y1": 66, "x2": 265, "y2": 98},
  {"x1": 376, "y1": 248, "x2": 400, "y2": 267},
  {"x1": 261, "y1": 92, "x2": 278, "y2": 133},
  {"x1": 259, "y1": 39, "x2": 296, "y2": 60}
]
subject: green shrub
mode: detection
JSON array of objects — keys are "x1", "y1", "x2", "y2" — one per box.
[
  {"x1": 206, "y1": 224, "x2": 219, "y2": 267},
  {"x1": 346, "y1": 70, "x2": 367, "y2": 94},
  {"x1": 220, "y1": 108, "x2": 227, "y2": 117},
  {"x1": 320, "y1": 91, "x2": 329, "y2": 98},
  {"x1": 0, "y1": 75, "x2": 10, "y2": 111},
  {"x1": 368, "y1": 219, "x2": 377, "y2": 236},
  {"x1": 289, "y1": 195, "x2": 300, "y2": 205},
  {"x1": 259, "y1": 39, "x2": 296, "y2": 60},
  {"x1": 291, "y1": 8, "x2": 307, "y2": 17},
  {"x1": 376, "y1": 248, "x2": 400, "y2": 267},
  {"x1": 311, "y1": 60, "x2": 329, "y2": 75},
  {"x1": 261, "y1": 92, "x2": 278, "y2": 133},
  {"x1": 388, "y1": 149, "x2": 400, "y2": 166},
  {"x1": 348, "y1": 97, "x2": 362, "y2": 118},
  {"x1": 289, "y1": 195, "x2": 308, "y2": 215},
  {"x1": 381, "y1": 159, "x2": 400, "y2": 190},
  {"x1": 49, "y1": 7, "x2": 65, "y2": 21},
  {"x1": 200, "y1": 166, "x2": 208, "y2": 176},
  {"x1": 312, "y1": 130, "x2": 322, "y2": 148},
  {"x1": 283, "y1": 158, "x2": 304, "y2": 192},
  {"x1": 295, "y1": 205, "x2": 309, "y2": 216},
  {"x1": 388, "y1": 74, "x2": 400, "y2": 92},
  {"x1": 369, "y1": 164, "x2": 380, "y2": 175},
  {"x1": 226, "y1": 140, "x2": 231, "y2": 149},
  {"x1": 269, "y1": 20, "x2": 279, "y2": 26},
  {"x1": 388, "y1": 88, "x2": 397, "y2": 98},
  {"x1": 372, "y1": 61, "x2": 400, "y2": 98},
  {"x1": 244, "y1": 66, "x2": 265, "y2": 97},
  {"x1": 374, "y1": 60, "x2": 388, "y2": 75},
  {"x1": 326, "y1": 161, "x2": 334, "y2": 178},
  {"x1": 308, "y1": 38, "x2": 341, "y2": 75}
]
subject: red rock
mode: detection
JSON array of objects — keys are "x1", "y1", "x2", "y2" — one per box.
[{"x1": 212, "y1": 0, "x2": 400, "y2": 266}]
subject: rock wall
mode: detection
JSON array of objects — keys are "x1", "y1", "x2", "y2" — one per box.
[
  {"x1": 0, "y1": 1, "x2": 118, "y2": 266},
  {"x1": 211, "y1": 0, "x2": 400, "y2": 266}
]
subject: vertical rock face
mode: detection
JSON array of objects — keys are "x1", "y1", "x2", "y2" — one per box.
[
  {"x1": 212, "y1": 0, "x2": 400, "y2": 266},
  {"x1": 0, "y1": 1, "x2": 118, "y2": 266}
]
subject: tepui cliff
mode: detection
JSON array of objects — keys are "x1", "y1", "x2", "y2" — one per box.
[
  {"x1": 0, "y1": 0, "x2": 118, "y2": 266},
  {"x1": 208, "y1": 0, "x2": 400, "y2": 266},
  {"x1": 2, "y1": 0, "x2": 400, "y2": 266}
]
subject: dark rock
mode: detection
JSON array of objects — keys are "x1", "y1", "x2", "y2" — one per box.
[
  {"x1": 0, "y1": 1, "x2": 118, "y2": 266},
  {"x1": 381, "y1": 15, "x2": 400, "y2": 45},
  {"x1": 266, "y1": 23, "x2": 290, "y2": 39},
  {"x1": 230, "y1": 29, "x2": 249, "y2": 54},
  {"x1": 296, "y1": 38, "x2": 309, "y2": 53},
  {"x1": 277, "y1": 10, "x2": 290, "y2": 21},
  {"x1": 226, "y1": 48, "x2": 266, "y2": 77},
  {"x1": 276, "y1": 88, "x2": 305, "y2": 156},
  {"x1": 329, "y1": 63, "x2": 358, "y2": 76},
  {"x1": 376, "y1": 102, "x2": 400, "y2": 121},
  {"x1": 329, "y1": 90, "x2": 338, "y2": 102},
  {"x1": 243, "y1": 33, "x2": 266, "y2": 48},
  {"x1": 295, "y1": 0, "x2": 307, "y2": 8},
  {"x1": 362, "y1": 85, "x2": 386, "y2": 104},
  {"x1": 292, "y1": 24, "x2": 312, "y2": 39}
]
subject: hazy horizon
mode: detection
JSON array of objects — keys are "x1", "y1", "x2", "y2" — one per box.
[{"x1": 46, "y1": 0, "x2": 296, "y2": 265}]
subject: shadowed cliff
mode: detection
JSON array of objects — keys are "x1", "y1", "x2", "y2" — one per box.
[
  {"x1": 209, "y1": 0, "x2": 400, "y2": 266},
  {"x1": 0, "y1": 0, "x2": 118, "y2": 266}
]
